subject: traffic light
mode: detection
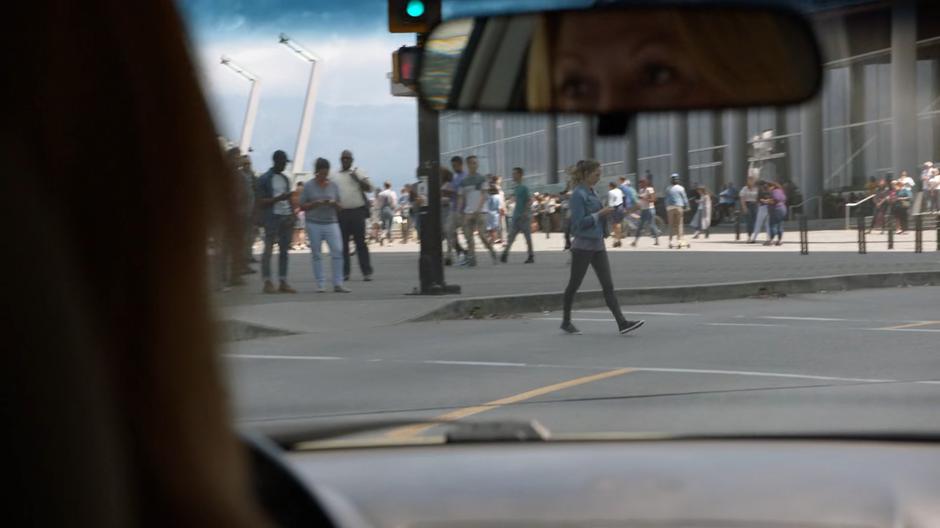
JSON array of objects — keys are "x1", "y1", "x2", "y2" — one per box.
[
  {"x1": 392, "y1": 46, "x2": 421, "y2": 86},
  {"x1": 388, "y1": 0, "x2": 440, "y2": 33}
]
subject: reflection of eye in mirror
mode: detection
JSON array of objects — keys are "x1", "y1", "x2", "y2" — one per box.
[{"x1": 418, "y1": 5, "x2": 822, "y2": 114}]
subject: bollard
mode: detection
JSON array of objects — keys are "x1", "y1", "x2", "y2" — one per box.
[
  {"x1": 887, "y1": 214, "x2": 894, "y2": 250},
  {"x1": 799, "y1": 214, "x2": 809, "y2": 255},
  {"x1": 857, "y1": 213, "x2": 866, "y2": 254},
  {"x1": 937, "y1": 213, "x2": 940, "y2": 251},
  {"x1": 735, "y1": 210, "x2": 741, "y2": 241},
  {"x1": 915, "y1": 214, "x2": 923, "y2": 253}
]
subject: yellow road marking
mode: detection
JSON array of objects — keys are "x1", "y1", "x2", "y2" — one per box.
[
  {"x1": 385, "y1": 368, "x2": 637, "y2": 439},
  {"x1": 881, "y1": 320, "x2": 940, "y2": 330}
]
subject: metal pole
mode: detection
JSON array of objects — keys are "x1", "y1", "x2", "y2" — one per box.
[
  {"x1": 546, "y1": 113, "x2": 558, "y2": 185},
  {"x1": 240, "y1": 78, "x2": 261, "y2": 154},
  {"x1": 799, "y1": 215, "x2": 809, "y2": 255},
  {"x1": 915, "y1": 214, "x2": 923, "y2": 253},
  {"x1": 888, "y1": 213, "x2": 895, "y2": 249},
  {"x1": 735, "y1": 210, "x2": 741, "y2": 241},
  {"x1": 291, "y1": 60, "x2": 320, "y2": 178},
  {"x1": 857, "y1": 211, "x2": 866, "y2": 254}
]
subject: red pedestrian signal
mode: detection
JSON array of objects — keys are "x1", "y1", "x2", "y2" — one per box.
[{"x1": 392, "y1": 46, "x2": 421, "y2": 86}]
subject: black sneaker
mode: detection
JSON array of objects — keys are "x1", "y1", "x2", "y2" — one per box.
[
  {"x1": 560, "y1": 321, "x2": 582, "y2": 335},
  {"x1": 619, "y1": 320, "x2": 645, "y2": 335},
  {"x1": 524, "y1": 255, "x2": 535, "y2": 264}
]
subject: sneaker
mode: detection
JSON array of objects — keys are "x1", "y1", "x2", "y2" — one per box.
[
  {"x1": 524, "y1": 255, "x2": 535, "y2": 264},
  {"x1": 364, "y1": 275, "x2": 373, "y2": 282},
  {"x1": 619, "y1": 319, "x2": 645, "y2": 335},
  {"x1": 560, "y1": 321, "x2": 582, "y2": 335},
  {"x1": 278, "y1": 281, "x2": 297, "y2": 294},
  {"x1": 316, "y1": 286, "x2": 327, "y2": 293},
  {"x1": 500, "y1": 252, "x2": 508, "y2": 263},
  {"x1": 262, "y1": 280, "x2": 277, "y2": 294},
  {"x1": 334, "y1": 285, "x2": 352, "y2": 293},
  {"x1": 630, "y1": 240, "x2": 637, "y2": 247}
]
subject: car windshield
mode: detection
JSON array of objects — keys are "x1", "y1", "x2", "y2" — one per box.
[{"x1": 179, "y1": 0, "x2": 940, "y2": 442}]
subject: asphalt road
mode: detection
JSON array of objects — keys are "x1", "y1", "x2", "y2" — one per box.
[{"x1": 223, "y1": 286, "x2": 940, "y2": 438}]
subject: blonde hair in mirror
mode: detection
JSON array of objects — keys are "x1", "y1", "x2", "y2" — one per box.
[{"x1": 567, "y1": 159, "x2": 601, "y2": 187}]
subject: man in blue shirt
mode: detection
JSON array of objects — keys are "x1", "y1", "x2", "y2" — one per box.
[
  {"x1": 256, "y1": 150, "x2": 297, "y2": 293},
  {"x1": 500, "y1": 167, "x2": 535, "y2": 264},
  {"x1": 665, "y1": 174, "x2": 690, "y2": 249},
  {"x1": 717, "y1": 181, "x2": 738, "y2": 224}
]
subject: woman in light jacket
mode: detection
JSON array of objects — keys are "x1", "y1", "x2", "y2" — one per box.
[
  {"x1": 690, "y1": 183, "x2": 712, "y2": 239},
  {"x1": 560, "y1": 160, "x2": 645, "y2": 336}
]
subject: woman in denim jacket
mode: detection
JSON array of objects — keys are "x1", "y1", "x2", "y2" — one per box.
[{"x1": 561, "y1": 160, "x2": 645, "y2": 336}]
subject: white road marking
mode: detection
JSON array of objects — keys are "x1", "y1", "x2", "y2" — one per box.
[
  {"x1": 579, "y1": 310, "x2": 700, "y2": 316},
  {"x1": 705, "y1": 322, "x2": 787, "y2": 328},
  {"x1": 631, "y1": 367, "x2": 893, "y2": 383},
  {"x1": 862, "y1": 327, "x2": 940, "y2": 334},
  {"x1": 422, "y1": 359, "x2": 529, "y2": 367},
  {"x1": 227, "y1": 354, "x2": 345, "y2": 361},
  {"x1": 758, "y1": 316, "x2": 850, "y2": 322},
  {"x1": 225, "y1": 354, "x2": 917, "y2": 384}
]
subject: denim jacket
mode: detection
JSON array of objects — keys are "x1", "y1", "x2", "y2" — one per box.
[{"x1": 568, "y1": 184, "x2": 605, "y2": 240}]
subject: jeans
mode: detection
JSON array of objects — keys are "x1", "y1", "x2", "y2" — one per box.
[
  {"x1": 768, "y1": 207, "x2": 785, "y2": 239},
  {"x1": 305, "y1": 222, "x2": 344, "y2": 288},
  {"x1": 380, "y1": 207, "x2": 394, "y2": 240},
  {"x1": 562, "y1": 249, "x2": 625, "y2": 326},
  {"x1": 633, "y1": 209, "x2": 660, "y2": 241},
  {"x1": 744, "y1": 202, "x2": 757, "y2": 236},
  {"x1": 262, "y1": 214, "x2": 293, "y2": 281},
  {"x1": 338, "y1": 207, "x2": 372, "y2": 278},
  {"x1": 462, "y1": 212, "x2": 496, "y2": 263},
  {"x1": 503, "y1": 216, "x2": 533, "y2": 257},
  {"x1": 667, "y1": 207, "x2": 684, "y2": 240}
]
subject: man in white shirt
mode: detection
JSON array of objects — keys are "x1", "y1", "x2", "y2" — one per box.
[
  {"x1": 377, "y1": 181, "x2": 398, "y2": 243},
  {"x1": 607, "y1": 181, "x2": 625, "y2": 247},
  {"x1": 898, "y1": 170, "x2": 915, "y2": 192},
  {"x1": 457, "y1": 155, "x2": 498, "y2": 266},
  {"x1": 334, "y1": 149, "x2": 374, "y2": 281},
  {"x1": 927, "y1": 169, "x2": 940, "y2": 213}
]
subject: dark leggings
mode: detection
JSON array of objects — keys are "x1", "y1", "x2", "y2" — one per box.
[{"x1": 562, "y1": 249, "x2": 625, "y2": 325}]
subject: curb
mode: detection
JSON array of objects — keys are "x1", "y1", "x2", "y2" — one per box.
[{"x1": 411, "y1": 270, "x2": 940, "y2": 321}]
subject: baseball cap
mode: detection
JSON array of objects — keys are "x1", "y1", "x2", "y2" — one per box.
[{"x1": 272, "y1": 150, "x2": 291, "y2": 162}]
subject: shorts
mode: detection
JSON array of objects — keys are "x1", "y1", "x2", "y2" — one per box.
[
  {"x1": 486, "y1": 214, "x2": 500, "y2": 231},
  {"x1": 609, "y1": 208, "x2": 625, "y2": 224}
]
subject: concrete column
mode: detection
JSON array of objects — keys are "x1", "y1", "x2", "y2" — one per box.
[
  {"x1": 671, "y1": 112, "x2": 689, "y2": 186},
  {"x1": 546, "y1": 113, "x2": 559, "y2": 184},
  {"x1": 849, "y1": 62, "x2": 867, "y2": 188},
  {"x1": 891, "y1": 0, "x2": 917, "y2": 178},
  {"x1": 800, "y1": 95, "x2": 824, "y2": 219},
  {"x1": 723, "y1": 110, "x2": 747, "y2": 188},
  {"x1": 581, "y1": 115, "x2": 595, "y2": 160},
  {"x1": 624, "y1": 115, "x2": 638, "y2": 180}
]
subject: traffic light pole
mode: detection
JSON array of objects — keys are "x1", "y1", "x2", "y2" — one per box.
[{"x1": 415, "y1": 33, "x2": 459, "y2": 295}]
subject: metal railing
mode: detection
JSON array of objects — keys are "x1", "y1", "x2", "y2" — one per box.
[
  {"x1": 789, "y1": 195, "x2": 823, "y2": 221},
  {"x1": 845, "y1": 194, "x2": 875, "y2": 230}
]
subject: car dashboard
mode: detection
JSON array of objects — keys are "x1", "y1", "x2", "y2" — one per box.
[{"x1": 283, "y1": 439, "x2": 940, "y2": 528}]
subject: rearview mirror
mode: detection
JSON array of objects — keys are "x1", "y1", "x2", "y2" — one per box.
[{"x1": 418, "y1": 5, "x2": 822, "y2": 114}]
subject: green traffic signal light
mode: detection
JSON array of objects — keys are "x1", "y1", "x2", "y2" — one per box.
[{"x1": 405, "y1": 0, "x2": 425, "y2": 18}]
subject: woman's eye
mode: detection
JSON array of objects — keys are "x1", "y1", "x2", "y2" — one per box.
[
  {"x1": 642, "y1": 63, "x2": 678, "y2": 86},
  {"x1": 559, "y1": 76, "x2": 598, "y2": 101}
]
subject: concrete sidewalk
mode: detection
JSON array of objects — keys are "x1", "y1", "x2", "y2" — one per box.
[{"x1": 215, "y1": 230, "x2": 940, "y2": 333}]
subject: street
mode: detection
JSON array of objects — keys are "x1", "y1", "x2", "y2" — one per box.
[{"x1": 219, "y1": 245, "x2": 940, "y2": 438}]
